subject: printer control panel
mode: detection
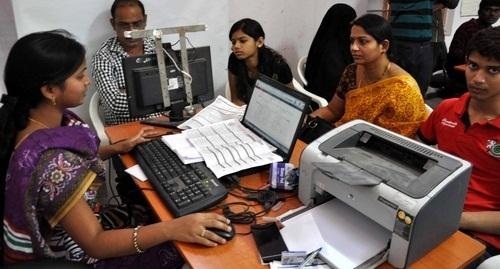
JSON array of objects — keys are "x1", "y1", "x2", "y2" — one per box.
[{"x1": 394, "y1": 209, "x2": 413, "y2": 240}]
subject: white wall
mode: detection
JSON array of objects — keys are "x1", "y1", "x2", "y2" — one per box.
[
  {"x1": 2, "y1": 0, "x2": 494, "y2": 117},
  {"x1": 0, "y1": 0, "x2": 17, "y2": 96},
  {"x1": 1, "y1": 0, "x2": 368, "y2": 123},
  {"x1": 445, "y1": 1, "x2": 500, "y2": 46}
]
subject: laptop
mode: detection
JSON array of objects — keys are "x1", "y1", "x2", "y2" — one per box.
[{"x1": 241, "y1": 74, "x2": 311, "y2": 164}]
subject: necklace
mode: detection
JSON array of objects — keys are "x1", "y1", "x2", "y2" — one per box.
[
  {"x1": 28, "y1": 117, "x2": 50, "y2": 129},
  {"x1": 358, "y1": 62, "x2": 392, "y2": 88}
]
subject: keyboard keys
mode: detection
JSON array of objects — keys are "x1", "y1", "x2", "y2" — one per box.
[{"x1": 133, "y1": 139, "x2": 227, "y2": 217}]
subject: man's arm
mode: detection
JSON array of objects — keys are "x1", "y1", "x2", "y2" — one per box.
[
  {"x1": 227, "y1": 71, "x2": 245, "y2": 106},
  {"x1": 91, "y1": 51, "x2": 131, "y2": 124},
  {"x1": 461, "y1": 211, "x2": 500, "y2": 235}
]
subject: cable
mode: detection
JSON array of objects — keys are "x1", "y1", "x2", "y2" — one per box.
[
  {"x1": 161, "y1": 47, "x2": 195, "y2": 115},
  {"x1": 229, "y1": 182, "x2": 287, "y2": 212},
  {"x1": 218, "y1": 202, "x2": 257, "y2": 224},
  {"x1": 162, "y1": 47, "x2": 193, "y2": 88},
  {"x1": 170, "y1": 36, "x2": 196, "y2": 51}
]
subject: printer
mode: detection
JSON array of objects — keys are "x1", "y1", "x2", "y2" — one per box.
[{"x1": 296, "y1": 120, "x2": 471, "y2": 268}]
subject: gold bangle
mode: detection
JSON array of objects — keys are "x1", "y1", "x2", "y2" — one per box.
[{"x1": 132, "y1": 226, "x2": 145, "y2": 254}]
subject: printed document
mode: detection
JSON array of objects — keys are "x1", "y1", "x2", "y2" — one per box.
[
  {"x1": 182, "y1": 119, "x2": 282, "y2": 178},
  {"x1": 178, "y1": 95, "x2": 246, "y2": 129}
]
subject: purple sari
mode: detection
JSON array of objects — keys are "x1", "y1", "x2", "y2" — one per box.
[
  {"x1": 4, "y1": 111, "x2": 104, "y2": 262},
  {"x1": 3, "y1": 110, "x2": 182, "y2": 268}
]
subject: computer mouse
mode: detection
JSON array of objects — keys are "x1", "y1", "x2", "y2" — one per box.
[{"x1": 208, "y1": 223, "x2": 235, "y2": 240}]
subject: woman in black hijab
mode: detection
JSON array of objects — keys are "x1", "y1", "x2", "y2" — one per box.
[{"x1": 305, "y1": 4, "x2": 356, "y2": 101}]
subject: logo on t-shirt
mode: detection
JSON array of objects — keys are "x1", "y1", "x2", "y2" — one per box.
[
  {"x1": 440, "y1": 118, "x2": 458, "y2": 128},
  {"x1": 486, "y1": 140, "x2": 500, "y2": 158}
]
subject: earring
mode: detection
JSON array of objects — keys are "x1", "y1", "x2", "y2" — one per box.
[{"x1": 51, "y1": 96, "x2": 56, "y2": 106}]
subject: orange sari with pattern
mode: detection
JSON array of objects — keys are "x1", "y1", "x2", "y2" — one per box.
[{"x1": 336, "y1": 75, "x2": 427, "y2": 137}]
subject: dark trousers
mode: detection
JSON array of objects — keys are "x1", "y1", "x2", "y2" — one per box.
[{"x1": 393, "y1": 40, "x2": 433, "y2": 96}]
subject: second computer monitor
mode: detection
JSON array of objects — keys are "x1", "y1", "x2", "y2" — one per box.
[{"x1": 123, "y1": 45, "x2": 214, "y2": 119}]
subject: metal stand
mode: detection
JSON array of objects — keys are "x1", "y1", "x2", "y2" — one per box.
[{"x1": 125, "y1": 24, "x2": 207, "y2": 120}]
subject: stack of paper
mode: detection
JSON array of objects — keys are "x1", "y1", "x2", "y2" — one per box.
[
  {"x1": 162, "y1": 96, "x2": 281, "y2": 178},
  {"x1": 182, "y1": 119, "x2": 282, "y2": 178},
  {"x1": 178, "y1": 95, "x2": 246, "y2": 129},
  {"x1": 162, "y1": 95, "x2": 247, "y2": 165},
  {"x1": 280, "y1": 199, "x2": 391, "y2": 269}
]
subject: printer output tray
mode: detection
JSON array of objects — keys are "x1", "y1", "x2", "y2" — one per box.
[{"x1": 280, "y1": 199, "x2": 391, "y2": 269}]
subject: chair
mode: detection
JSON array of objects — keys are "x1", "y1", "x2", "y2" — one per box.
[
  {"x1": 224, "y1": 81, "x2": 231, "y2": 100},
  {"x1": 478, "y1": 255, "x2": 500, "y2": 269},
  {"x1": 425, "y1": 103, "x2": 433, "y2": 115},
  {"x1": 89, "y1": 91, "x2": 109, "y2": 145},
  {"x1": 297, "y1": 56, "x2": 307, "y2": 86},
  {"x1": 292, "y1": 78, "x2": 328, "y2": 108},
  {"x1": 89, "y1": 91, "x2": 116, "y2": 201}
]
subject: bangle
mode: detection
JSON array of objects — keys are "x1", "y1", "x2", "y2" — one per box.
[{"x1": 132, "y1": 226, "x2": 145, "y2": 254}]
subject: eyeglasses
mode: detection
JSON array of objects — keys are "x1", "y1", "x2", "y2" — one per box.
[{"x1": 115, "y1": 20, "x2": 146, "y2": 31}]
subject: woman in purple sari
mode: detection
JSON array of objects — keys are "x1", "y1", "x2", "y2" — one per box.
[{"x1": 0, "y1": 30, "x2": 232, "y2": 268}]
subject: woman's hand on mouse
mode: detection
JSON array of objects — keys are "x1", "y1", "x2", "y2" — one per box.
[{"x1": 164, "y1": 212, "x2": 232, "y2": 247}]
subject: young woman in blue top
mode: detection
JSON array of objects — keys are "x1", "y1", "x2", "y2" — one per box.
[{"x1": 227, "y1": 18, "x2": 293, "y2": 105}]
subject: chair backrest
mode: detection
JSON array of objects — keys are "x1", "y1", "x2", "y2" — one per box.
[
  {"x1": 224, "y1": 81, "x2": 231, "y2": 100},
  {"x1": 477, "y1": 255, "x2": 500, "y2": 269},
  {"x1": 89, "y1": 91, "x2": 109, "y2": 145},
  {"x1": 297, "y1": 56, "x2": 307, "y2": 86},
  {"x1": 292, "y1": 78, "x2": 328, "y2": 108},
  {"x1": 425, "y1": 103, "x2": 433, "y2": 118}
]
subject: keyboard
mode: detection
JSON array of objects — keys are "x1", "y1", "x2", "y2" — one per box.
[{"x1": 133, "y1": 139, "x2": 228, "y2": 217}]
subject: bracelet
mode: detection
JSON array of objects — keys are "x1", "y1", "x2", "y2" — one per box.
[{"x1": 132, "y1": 225, "x2": 145, "y2": 254}]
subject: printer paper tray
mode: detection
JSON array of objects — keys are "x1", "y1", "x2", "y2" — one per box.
[{"x1": 280, "y1": 199, "x2": 391, "y2": 269}]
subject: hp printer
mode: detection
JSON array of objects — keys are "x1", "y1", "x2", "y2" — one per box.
[{"x1": 296, "y1": 120, "x2": 471, "y2": 268}]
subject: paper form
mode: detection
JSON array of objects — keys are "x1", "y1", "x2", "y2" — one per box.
[
  {"x1": 162, "y1": 96, "x2": 282, "y2": 177},
  {"x1": 161, "y1": 134, "x2": 204, "y2": 164},
  {"x1": 280, "y1": 199, "x2": 391, "y2": 269},
  {"x1": 178, "y1": 95, "x2": 246, "y2": 130},
  {"x1": 183, "y1": 119, "x2": 282, "y2": 178},
  {"x1": 125, "y1": 164, "x2": 147, "y2": 181}
]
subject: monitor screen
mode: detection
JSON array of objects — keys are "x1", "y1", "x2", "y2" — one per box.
[
  {"x1": 241, "y1": 74, "x2": 310, "y2": 161},
  {"x1": 123, "y1": 45, "x2": 214, "y2": 119}
]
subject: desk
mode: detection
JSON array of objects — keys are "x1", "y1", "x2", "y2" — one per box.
[{"x1": 106, "y1": 121, "x2": 485, "y2": 269}]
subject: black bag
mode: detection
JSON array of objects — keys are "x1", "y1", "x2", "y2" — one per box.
[{"x1": 298, "y1": 116, "x2": 333, "y2": 144}]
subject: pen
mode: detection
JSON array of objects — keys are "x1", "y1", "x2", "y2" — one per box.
[{"x1": 298, "y1": 247, "x2": 322, "y2": 269}]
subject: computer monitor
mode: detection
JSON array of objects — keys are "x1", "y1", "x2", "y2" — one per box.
[{"x1": 123, "y1": 45, "x2": 214, "y2": 121}]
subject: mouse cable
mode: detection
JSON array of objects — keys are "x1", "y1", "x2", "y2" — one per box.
[{"x1": 216, "y1": 202, "x2": 257, "y2": 224}]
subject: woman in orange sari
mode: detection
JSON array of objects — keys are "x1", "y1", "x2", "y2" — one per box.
[{"x1": 310, "y1": 14, "x2": 427, "y2": 138}]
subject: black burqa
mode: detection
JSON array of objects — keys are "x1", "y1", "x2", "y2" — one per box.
[{"x1": 305, "y1": 4, "x2": 356, "y2": 101}]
